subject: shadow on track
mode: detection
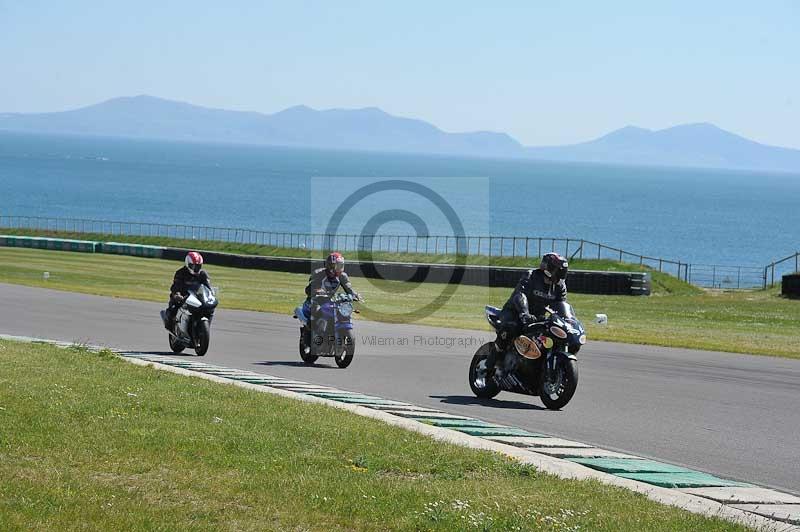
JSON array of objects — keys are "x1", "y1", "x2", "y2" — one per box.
[
  {"x1": 254, "y1": 360, "x2": 340, "y2": 370},
  {"x1": 129, "y1": 351, "x2": 199, "y2": 357},
  {"x1": 430, "y1": 394, "x2": 546, "y2": 411}
]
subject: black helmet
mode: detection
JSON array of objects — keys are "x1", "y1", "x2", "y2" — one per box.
[{"x1": 540, "y1": 252, "x2": 568, "y2": 283}]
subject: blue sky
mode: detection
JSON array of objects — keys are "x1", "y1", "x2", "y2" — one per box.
[{"x1": 1, "y1": 1, "x2": 798, "y2": 147}]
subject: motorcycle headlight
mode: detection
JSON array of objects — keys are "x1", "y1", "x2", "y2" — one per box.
[
  {"x1": 514, "y1": 335, "x2": 542, "y2": 359},
  {"x1": 579, "y1": 334, "x2": 587, "y2": 345},
  {"x1": 549, "y1": 325, "x2": 567, "y2": 339},
  {"x1": 338, "y1": 302, "x2": 353, "y2": 318}
]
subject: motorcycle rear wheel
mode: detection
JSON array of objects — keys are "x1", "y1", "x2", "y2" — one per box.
[
  {"x1": 539, "y1": 355, "x2": 578, "y2": 410},
  {"x1": 468, "y1": 343, "x2": 500, "y2": 399},
  {"x1": 194, "y1": 320, "x2": 211, "y2": 356},
  {"x1": 334, "y1": 330, "x2": 355, "y2": 368},
  {"x1": 168, "y1": 333, "x2": 185, "y2": 354},
  {"x1": 299, "y1": 331, "x2": 318, "y2": 365}
]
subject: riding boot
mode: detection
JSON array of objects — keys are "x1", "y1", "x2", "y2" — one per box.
[{"x1": 486, "y1": 334, "x2": 504, "y2": 377}]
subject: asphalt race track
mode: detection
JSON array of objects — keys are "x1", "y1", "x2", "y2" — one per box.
[{"x1": 2, "y1": 282, "x2": 798, "y2": 495}]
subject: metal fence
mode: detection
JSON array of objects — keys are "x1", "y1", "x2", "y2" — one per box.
[
  {"x1": 764, "y1": 251, "x2": 800, "y2": 288},
  {"x1": 5, "y1": 214, "x2": 794, "y2": 289},
  {"x1": 686, "y1": 264, "x2": 766, "y2": 290},
  {"x1": 0, "y1": 214, "x2": 689, "y2": 275}
]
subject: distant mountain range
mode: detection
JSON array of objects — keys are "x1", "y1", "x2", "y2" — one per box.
[{"x1": 2, "y1": 95, "x2": 799, "y2": 173}]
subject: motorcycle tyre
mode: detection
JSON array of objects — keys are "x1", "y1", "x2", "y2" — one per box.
[
  {"x1": 468, "y1": 343, "x2": 501, "y2": 399},
  {"x1": 539, "y1": 355, "x2": 578, "y2": 410},
  {"x1": 169, "y1": 333, "x2": 185, "y2": 354},
  {"x1": 194, "y1": 320, "x2": 211, "y2": 356},
  {"x1": 299, "y1": 333, "x2": 319, "y2": 365},
  {"x1": 334, "y1": 330, "x2": 355, "y2": 368}
]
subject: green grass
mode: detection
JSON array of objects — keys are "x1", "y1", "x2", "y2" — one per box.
[
  {"x1": 0, "y1": 228, "x2": 695, "y2": 295},
  {"x1": 0, "y1": 247, "x2": 798, "y2": 358},
  {"x1": 0, "y1": 339, "x2": 749, "y2": 531}
]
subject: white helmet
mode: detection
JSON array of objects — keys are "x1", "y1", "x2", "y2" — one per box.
[{"x1": 185, "y1": 251, "x2": 204, "y2": 275}]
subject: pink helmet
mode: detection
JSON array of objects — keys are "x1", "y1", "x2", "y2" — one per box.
[{"x1": 325, "y1": 252, "x2": 345, "y2": 278}]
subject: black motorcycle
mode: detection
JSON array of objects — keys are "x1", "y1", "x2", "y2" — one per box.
[
  {"x1": 469, "y1": 302, "x2": 585, "y2": 410},
  {"x1": 161, "y1": 283, "x2": 218, "y2": 356}
]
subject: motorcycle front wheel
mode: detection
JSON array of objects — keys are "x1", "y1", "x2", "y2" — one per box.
[
  {"x1": 468, "y1": 343, "x2": 500, "y2": 399},
  {"x1": 194, "y1": 320, "x2": 211, "y2": 356},
  {"x1": 334, "y1": 330, "x2": 355, "y2": 368},
  {"x1": 539, "y1": 355, "x2": 578, "y2": 410}
]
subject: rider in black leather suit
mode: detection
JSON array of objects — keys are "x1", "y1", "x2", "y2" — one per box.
[
  {"x1": 164, "y1": 252, "x2": 212, "y2": 330},
  {"x1": 486, "y1": 252, "x2": 569, "y2": 373}
]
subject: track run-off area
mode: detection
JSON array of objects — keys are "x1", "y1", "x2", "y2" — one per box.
[{"x1": 1, "y1": 282, "x2": 799, "y2": 498}]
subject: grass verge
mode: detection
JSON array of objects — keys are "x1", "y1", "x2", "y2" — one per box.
[
  {"x1": 0, "y1": 228, "x2": 696, "y2": 295},
  {"x1": 0, "y1": 247, "x2": 797, "y2": 358},
  {"x1": 0, "y1": 339, "x2": 749, "y2": 531}
]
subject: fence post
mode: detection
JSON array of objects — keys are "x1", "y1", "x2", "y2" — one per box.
[
  {"x1": 500, "y1": 237, "x2": 504, "y2": 257},
  {"x1": 525, "y1": 237, "x2": 529, "y2": 258},
  {"x1": 538, "y1": 238, "x2": 542, "y2": 258}
]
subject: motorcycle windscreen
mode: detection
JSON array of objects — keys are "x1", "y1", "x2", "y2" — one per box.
[
  {"x1": 197, "y1": 284, "x2": 217, "y2": 304},
  {"x1": 551, "y1": 301, "x2": 575, "y2": 319}
]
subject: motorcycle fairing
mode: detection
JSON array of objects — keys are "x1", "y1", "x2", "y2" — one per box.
[
  {"x1": 294, "y1": 303, "x2": 310, "y2": 326},
  {"x1": 494, "y1": 350, "x2": 541, "y2": 396}
]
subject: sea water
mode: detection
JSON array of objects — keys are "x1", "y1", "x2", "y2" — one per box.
[{"x1": 1, "y1": 130, "x2": 798, "y2": 266}]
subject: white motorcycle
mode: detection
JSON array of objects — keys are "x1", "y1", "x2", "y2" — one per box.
[{"x1": 160, "y1": 284, "x2": 218, "y2": 356}]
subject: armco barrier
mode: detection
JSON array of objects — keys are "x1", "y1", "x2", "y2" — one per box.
[
  {"x1": 161, "y1": 247, "x2": 650, "y2": 296},
  {"x1": 0, "y1": 236, "x2": 650, "y2": 295},
  {"x1": 100, "y1": 242, "x2": 165, "y2": 258},
  {"x1": 0, "y1": 235, "x2": 98, "y2": 253},
  {"x1": 782, "y1": 273, "x2": 800, "y2": 298}
]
